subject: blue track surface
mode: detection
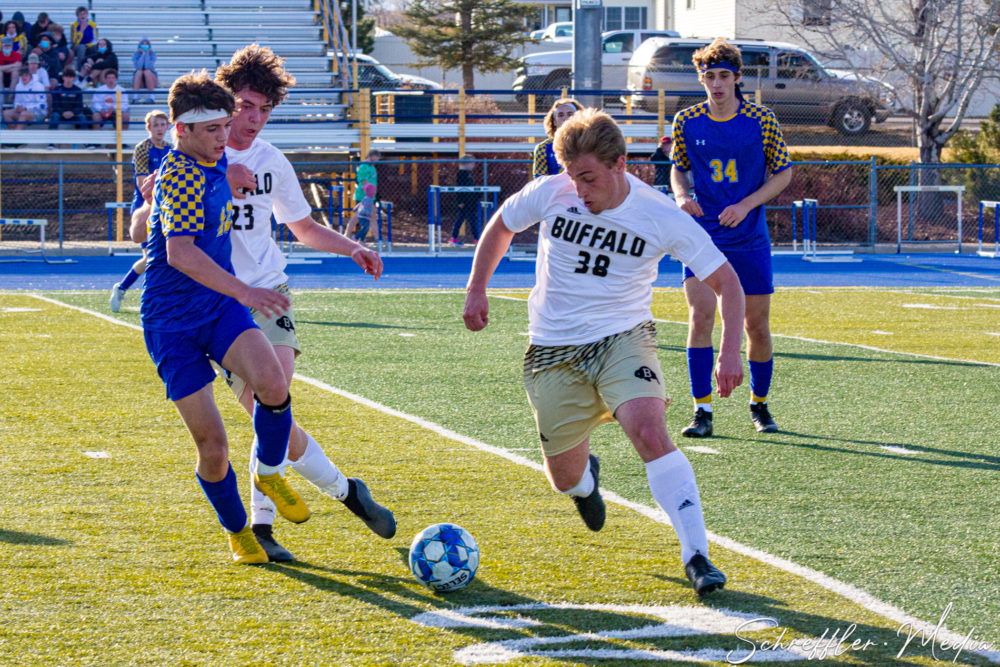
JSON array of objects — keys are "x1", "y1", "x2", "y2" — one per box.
[{"x1": 2, "y1": 253, "x2": 999, "y2": 290}]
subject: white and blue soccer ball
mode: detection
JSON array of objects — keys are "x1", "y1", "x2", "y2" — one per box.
[{"x1": 409, "y1": 523, "x2": 480, "y2": 593}]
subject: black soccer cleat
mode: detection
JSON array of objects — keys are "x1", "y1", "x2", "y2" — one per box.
[
  {"x1": 251, "y1": 523, "x2": 294, "y2": 562},
  {"x1": 342, "y1": 478, "x2": 397, "y2": 539},
  {"x1": 685, "y1": 553, "x2": 727, "y2": 596},
  {"x1": 750, "y1": 402, "x2": 778, "y2": 433},
  {"x1": 571, "y1": 454, "x2": 606, "y2": 532},
  {"x1": 681, "y1": 408, "x2": 713, "y2": 438}
]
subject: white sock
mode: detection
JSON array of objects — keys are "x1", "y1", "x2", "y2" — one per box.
[
  {"x1": 289, "y1": 434, "x2": 349, "y2": 501},
  {"x1": 557, "y1": 458, "x2": 594, "y2": 498},
  {"x1": 645, "y1": 450, "x2": 709, "y2": 564},
  {"x1": 249, "y1": 437, "x2": 286, "y2": 526},
  {"x1": 695, "y1": 402, "x2": 712, "y2": 413}
]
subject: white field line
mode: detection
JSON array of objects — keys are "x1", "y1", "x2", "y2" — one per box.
[{"x1": 26, "y1": 292, "x2": 1000, "y2": 662}]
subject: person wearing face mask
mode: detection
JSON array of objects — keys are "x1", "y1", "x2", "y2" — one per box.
[
  {"x1": 28, "y1": 12, "x2": 50, "y2": 49},
  {"x1": 81, "y1": 38, "x2": 117, "y2": 86},
  {"x1": 0, "y1": 36, "x2": 22, "y2": 94},
  {"x1": 131, "y1": 37, "x2": 157, "y2": 103},
  {"x1": 36, "y1": 32, "x2": 63, "y2": 85},
  {"x1": 4, "y1": 20, "x2": 27, "y2": 54}
]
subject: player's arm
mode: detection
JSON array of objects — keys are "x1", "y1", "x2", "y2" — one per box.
[
  {"x1": 129, "y1": 172, "x2": 157, "y2": 243},
  {"x1": 700, "y1": 262, "x2": 745, "y2": 397},
  {"x1": 671, "y1": 166, "x2": 703, "y2": 218},
  {"x1": 286, "y1": 216, "x2": 382, "y2": 279},
  {"x1": 462, "y1": 212, "x2": 516, "y2": 332},
  {"x1": 226, "y1": 164, "x2": 257, "y2": 200},
  {"x1": 718, "y1": 167, "x2": 792, "y2": 227}
]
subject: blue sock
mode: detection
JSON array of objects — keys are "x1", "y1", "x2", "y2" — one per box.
[
  {"x1": 196, "y1": 465, "x2": 247, "y2": 533},
  {"x1": 749, "y1": 358, "x2": 773, "y2": 403},
  {"x1": 120, "y1": 268, "x2": 140, "y2": 291},
  {"x1": 686, "y1": 347, "x2": 714, "y2": 406},
  {"x1": 253, "y1": 393, "x2": 292, "y2": 471}
]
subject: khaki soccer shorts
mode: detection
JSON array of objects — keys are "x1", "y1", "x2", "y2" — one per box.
[
  {"x1": 523, "y1": 321, "x2": 670, "y2": 458},
  {"x1": 217, "y1": 283, "x2": 300, "y2": 400}
]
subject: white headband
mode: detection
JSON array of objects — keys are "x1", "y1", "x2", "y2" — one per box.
[{"x1": 174, "y1": 107, "x2": 230, "y2": 126}]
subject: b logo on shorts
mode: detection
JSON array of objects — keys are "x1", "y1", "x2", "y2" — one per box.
[
  {"x1": 634, "y1": 366, "x2": 659, "y2": 383},
  {"x1": 276, "y1": 316, "x2": 295, "y2": 332}
]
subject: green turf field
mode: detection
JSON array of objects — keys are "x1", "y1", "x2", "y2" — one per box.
[{"x1": 1, "y1": 288, "x2": 998, "y2": 666}]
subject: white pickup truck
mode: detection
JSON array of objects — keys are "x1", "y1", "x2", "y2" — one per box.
[{"x1": 513, "y1": 29, "x2": 681, "y2": 101}]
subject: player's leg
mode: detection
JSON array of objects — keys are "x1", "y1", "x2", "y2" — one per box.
[
  {"x1": 110, "y1": 247, "x2": 149, "y2": 312},
  {"x1": 682, "y1": 275, "x2": 717, "y2": 438},
  {"x1": 745, "y1": 294, "x2": 777, "y2": 432},
  {"x1": 449, "y1": 206, "x2": 465, "y2": 245}
]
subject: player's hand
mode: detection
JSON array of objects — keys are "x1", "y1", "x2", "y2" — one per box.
[
  {"x1": 676, "y1": 195, "x2": 704, "y2": 218},
  {"x1": 463, "y1": 290, "x2": 489, "y2": 331},
  {"x1": 351, "y1": 244, "x2": 383, "y2": 280},
  {"x1": 714, "y1": 351, "x2": 744, "y2": 398},
  {"x1": 239, "y1": 286, "x2": 290, "y2": 320},
  {"x1": 718, "y1": 201, "x2": 753, "y2": 227},
  {"x1": 141, "y1": 173, "x2": 156, "y2": 204},
  {"x1": 227, "y1": 164, "x2": 257, "y2": 200}
]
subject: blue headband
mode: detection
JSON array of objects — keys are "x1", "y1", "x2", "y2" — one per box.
[{"x1": 699, "y1": 61, "x2": 744, "y2": 101}]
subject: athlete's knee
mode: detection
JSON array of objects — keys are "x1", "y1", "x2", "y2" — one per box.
[
  {"x1": 195, "y1": 439, "x2": 230, "y2": 479},
  {"x1": 688, "y1": 306, "x2": 715, "y2": 335},
  {"x1": 252, "y1": 372, "x2": 289, "y2": 407},
  {"x1": 631, "y1": 421, "x2": 670, "y2": 459},
  {"x1": 744, "y1": 316, "x2": 771, "y2": 342}
]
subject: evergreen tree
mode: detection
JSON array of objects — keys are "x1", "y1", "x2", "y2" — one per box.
[
  {"x1": 338, "y1": 0, "x2": 376, "y2": 54},
  {"x1": 393, "y1": 0, "x2": 537, "y2": 89}
]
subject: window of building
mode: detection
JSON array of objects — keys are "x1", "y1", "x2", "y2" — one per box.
[
  {"x1": 686, "y1": 0, "x2": 695, "y2": 10},
  {"x1": 802, "y1": 0, "x2": 832, "y2": 25},
  {"x1": 604, "y1": 7, "x2": 622, "y2": 31},
  {"x1": 624, "y1": 6, "x2": 647, "y2": 29},
  {"x1": 604, "y1": 6, "x2": 647, "y2": 30},
  {"x1": 555, "y1": 6, "x2": 572, "y2": 23}
]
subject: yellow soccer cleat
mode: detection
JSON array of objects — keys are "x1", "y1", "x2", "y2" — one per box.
[
  {"x1": 228, "y1": 526, "x2": 269, "y2": 565},
  {"x1": 254, "y1": 472, "x2": 311, "y2": 524}
]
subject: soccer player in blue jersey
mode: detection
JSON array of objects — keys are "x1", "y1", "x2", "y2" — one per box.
[
  {"x1": 110, "y1": 110, "x2": 171, "y2": 312},
  {"x1": 141, "y1": 71, "x2": 309, "y2": 564},
  {"x1": 670, "y1": 38, "x2": 792, "y2": 437}
]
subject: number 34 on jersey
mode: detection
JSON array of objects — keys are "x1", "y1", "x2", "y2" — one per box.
[{"x1": 709, "y1": 159, "x2": 739, "y2": 183}]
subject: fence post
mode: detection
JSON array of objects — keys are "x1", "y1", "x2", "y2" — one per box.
[
  {"x1": 58, "y1": 162, "x2": 64, "y2": 249},
  {"x1": 458, "y1": 89, "x2": 466, "y2": 157},
  {"x1": 561, "y1": 87, "x2": 568, "y2": 100},
  {"x1": 657, "y1": 90, "x2": 665, "y2": 140},
  {"x1": 528, "y1": 94, "x2": 536, "y2": 144},
  {"x1": 411, "y1": 157, "x2": 418, "y2": 196},
  {"x1": 868, "y1": 156, "x2": 878, "y2": 247},
  {"x1": 359, "y1": 87, "x2": 371, "y2": 158},
  {"x1": 116, "y1": 89, "x2": 124, "y2": 242},
  {"x1": 625, "y1": 95, "x2": 633, "y2": 144},
  {"x1": 432, "y1": 94, "x2": 440, "y2": 187},
  {"x1": 483, "y1": 159, "x2": 488, "y2": 188},
  {"x1": 908, "y1": 160, "x2": 915, "y2": 241}
]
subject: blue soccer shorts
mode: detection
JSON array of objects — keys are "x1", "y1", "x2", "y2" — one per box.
[
  {"x1": 144, "y1": 298, "x2": 259, "y2": 401},
  {"x1": 683, "y1": 246, "x2": 774, "y2": 296}
]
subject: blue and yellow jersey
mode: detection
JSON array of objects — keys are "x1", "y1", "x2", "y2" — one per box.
[
  {"x1": 140, "y1": 149, "x2": 236, "y2": 332},
  {"x1": 671, "y1": 101, "x2": 791, "y2": 251},
  {"x1": 532, "y1": 138, "x2": 561, "y2": 179},
  {"x1": 131, "y1": 138, "x2": 172, "y2": 214}
]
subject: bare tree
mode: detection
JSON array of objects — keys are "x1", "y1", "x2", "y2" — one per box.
[{"x1": 759, "y1": 0, "x2": 1000, "y2": 165}]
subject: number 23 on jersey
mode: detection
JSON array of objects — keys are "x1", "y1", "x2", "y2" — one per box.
[{"x1": 710, "y1": 159, "x2": 738, "y2": 183}]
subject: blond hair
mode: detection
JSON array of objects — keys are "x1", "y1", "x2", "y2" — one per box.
[
  {"x1": 553, "y1": 108, "x2": 626, "y2": 168},
  {"x1": 544, "y1": 98, "x2": 584, "y2": 138},
  {"x1": 692, "y1": 38, "x2": 743, "y2": 79},
  {"x1": 145, "y1": 109, "x2": 168, "y2": 126}
]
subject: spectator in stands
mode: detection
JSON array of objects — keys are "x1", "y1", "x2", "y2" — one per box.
[
  {"x1": 355, "y1": 148, "x2": 380, "y2": 205},
  {"x1": 90, "y1": 69, "x2": 129, "y2": 132},
  {"x1": 3, "y1": 66, "x2": 47, "y2": 129},
  {"x1": 28, "y1": 12, "x2": 50, "y2": 49},
  {"x1": 80, "y1": 38, "x2": 117, "y2": 86},
  {"x1": 49, "y1": 67, "x2": 86, "y2": 144},
  {"x1": 4, "y1": 21, "x2": 27, "y2": 55},
  {"x1": 345, "y1": 182, "x2": 377, "y2": 243},
  {"x1": 649, "y1": 135, "x2": 673, "y2": 188},
  {"x1": 36, "y1": 33, "x2": 63, "y2": 85},
  {"x1": 26, "y1": 53, "x2": 50, "y2": 89},
  {"x1": 71, "y1": 6, "x2": 98, "y2": 71},
  {"x1": 1, "y1": 36, "x2": 21, "y2": 93},
  {"x1": 531, "y1": 98, "x2": 582, "y2": 178},
  {"x1": 448, "y1": 155, "x2": 480, "y2": 246},
  {"x1": 131, "y1": 37, "x2": 157, "y2": 103},
  {"x1": 11, "y1": 11, "x2": 29, "y2": 37},
  {"x1": 48, "y1": 24, "x2": 70, "y2": 66}
]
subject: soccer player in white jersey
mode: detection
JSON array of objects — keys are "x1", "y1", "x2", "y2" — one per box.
[
  {"x1": 214, "y1": 44, "x2": 396, "y2": 561},
  {"x1": 463, "y1": 109, "x2": 746, "y2": 595}
]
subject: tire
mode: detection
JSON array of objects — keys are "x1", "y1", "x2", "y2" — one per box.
[{"x1": 832, "y1": 100, "x2": 871, "y2": 136}]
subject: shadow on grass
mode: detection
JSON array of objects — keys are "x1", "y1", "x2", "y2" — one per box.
[
  {"x1": 298, "y1": 320, "x2": 435, "y2": 331},
  {"x1": 0, "y1": 529, "x2": 71, "y2": 546}
]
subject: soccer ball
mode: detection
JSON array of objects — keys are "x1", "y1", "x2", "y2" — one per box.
[{"x1": 409, "y1": 523, "x2": 479, "y2": 593}]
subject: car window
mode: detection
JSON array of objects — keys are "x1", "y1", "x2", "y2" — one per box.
[
  {"x1": 776, "y1": 51, "x2": 821, "y2": 80},
  {"x1": 603, "y1": 33, "x2": 634, "y2": 53},
  {"x1": 649, "y1": 45, "x2": 700, "y2": 73},
  {"x1": 555, "y1": 26, "x2": 573, "y2": 37},
  {"x1": 640, "y1": 32, "x2": 664, "y2": 44},
  {"x1": 742, "y1": 49, "x2": 770, "y2": 79}
]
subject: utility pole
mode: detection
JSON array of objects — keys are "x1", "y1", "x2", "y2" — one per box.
[{"x1": 572, "y1": 0, "x2": 603, "y2": 109}]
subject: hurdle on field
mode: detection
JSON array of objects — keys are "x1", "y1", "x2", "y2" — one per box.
[
  {"x1": 978, "y1": 201, "x2": 1000, "y2": 258},
  {"x1": 0, "y1": 219, "x2": 76, "y2": 264},
  {"x1": 893, "y1": 185, "x2": 965, "y2": 254},
  {"x1": 106, "y1": 202, "x2": 135, "y2": 256},
  {"x1": 791, "y1": 200, "x2": 860, "y2": 263},
  {"x1": 427, "y1": 185, "x2": 500, "y2": 253},
  {"x1": 375, "y1": 201, "x2": 393, "y2": 254}
]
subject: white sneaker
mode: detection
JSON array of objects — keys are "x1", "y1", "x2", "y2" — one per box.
[{"x1": 109, "y1": 283, "x2": 126, "y2": 312}]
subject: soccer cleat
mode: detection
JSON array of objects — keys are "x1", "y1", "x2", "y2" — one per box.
[
  {"x1": 252, "y1": 523, "x2": 294, "y2": 562},
  {"x1": 227, "y1": 525, "x2": 269, "y2": 564},
  {"x1": 109, "y1": 283, "x2": 127, "y2": 312},
  {"x1": 571, "y1": 454, "x2": 606, "y2": 532},
  {"x1": 254, "y1": 472, "x2": 311, "y2": 524},
  {"x1": 750, "y1": 402, "x2": 778, "y2": 433},
  {"x1": 685, "y1": 553, "x2": 727, "y2": 596},
  {"x1": 342, "y1": 478, "x2": 397, "y2": 539},
  {"x1": 681, "y1": 408, "x2": 713, "y2": 438}
]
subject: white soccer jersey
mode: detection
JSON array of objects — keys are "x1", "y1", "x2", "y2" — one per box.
[
  {"x1": 225, "y1": 139, "x2": 313, "y2": 288},
  {"x1": 500, "y1": 172, "x2": 726, "y2": 347}
]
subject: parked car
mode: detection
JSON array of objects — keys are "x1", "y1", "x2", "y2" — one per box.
[
  {"x1": 539, "y1": 22, "x2": 573, "y2": 42},
  {"x1": 530, "y1": 28, "x2": 546, "y2": 40},
  {"x1": 338, "y1": 53, "x2": 442, "y2": 90},
  {"x1": 625, "y1": 38, "x2": 892, "y2": 136},
  {"x1": 513, "y1": 29, "x2": 682, "y2": 102}
]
